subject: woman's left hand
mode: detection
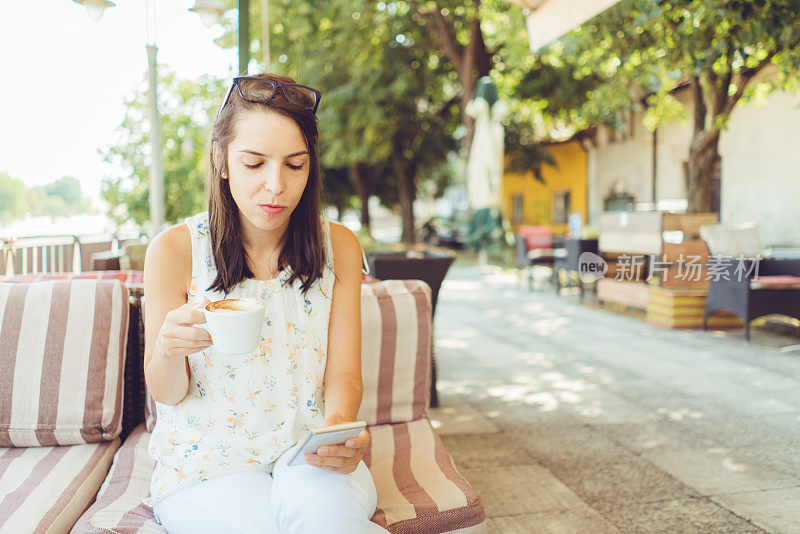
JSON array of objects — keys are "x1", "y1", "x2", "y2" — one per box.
[{"x1": 305, "y1": 426, "x2": 370, "y2": 474}]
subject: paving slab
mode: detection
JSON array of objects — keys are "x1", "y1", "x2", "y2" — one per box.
[
  {"x1": 643, "y1": 447, "x2": 799, "y2": 495},
  {"x1": 679, "y1": 413, "x2": 800, "y2": 449},
  {"x1": 597, "y1": 497, "x2": 767, "y2": 533},
  {"x1": 485, "y1": 509, "x2": 621, "y2": 533},
  {"x1": 615, "y1": 393, "x2": 731, "y2": 422},
  {"x1": 747, "y1": 443, "x2": 800, "y2": 479},
  {"x1": 439, "y1": 432, "x2": 535, "y2": 469},
  {"x1": 428, "y1": 393, "x2": 501, "y2": 435},
  {"x1": 543, "y1": 453, "x2": 699, "y2": 508},
  {"x1": 596, "y1": 420, "x2": 724, "y2": 455},
  {"x1": 711, "y1": 487, "x2": 800, "y2": 533},
  {"x1": 460, "y1": 464, "x2": 589, "y2": 517},
  {"x1": 507, "y1": 421, "x2": 631, "y2": 465}
]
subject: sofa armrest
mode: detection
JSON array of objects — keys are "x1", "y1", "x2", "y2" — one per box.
[
  {"x1": 357, "y1": 279, "x2": 433, "y2": 426},
  {"x1": 759, "y1": 258, "x2": 800, "y2": 277}
]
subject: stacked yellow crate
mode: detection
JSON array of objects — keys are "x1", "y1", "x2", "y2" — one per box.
[{"x1": 646, "y1": 286, "x2": 743, "y2": 329}]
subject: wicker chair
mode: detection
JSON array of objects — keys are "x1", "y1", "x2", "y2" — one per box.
[{"x1": 700, "y1": 223, "x2": 800, "y2": 340}]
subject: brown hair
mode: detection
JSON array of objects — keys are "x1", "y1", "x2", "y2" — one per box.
[{"x1": 206, "y1": 72, "x2": 325, "y2": 295}]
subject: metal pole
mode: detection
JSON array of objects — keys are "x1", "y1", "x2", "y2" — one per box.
[
  {"x1": 147, "y1": 44, "x2": 164, "y2": 234},
  {"x1": 238, "y1": 0, "x2": 250, "y2": 75},
  {"x1": 261, "y1": 0, "x2": 269, "y2": 71}
]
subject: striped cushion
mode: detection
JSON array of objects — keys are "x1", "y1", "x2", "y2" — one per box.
[
  {"x1": 366, "y1": 418, "x2": 485, "y2": 533},
  {"x1": 145, "y1": 279, "x2": 433, "y2": 432},
  {"x1": 76, "y1": 420, "x2": 484, "y2": 534},
  {"x1": 0, "y1": 438, "x2": 119, "y2": 533},
  {"x1": 72, "y1": 423, "x2": 165, "y2": 533},
  {"x1": 0, "y1": 279, "x2": 130, "y2": 446},
  {"x1": 357, "y1": 280, "x2": 432, "y2": 426}
]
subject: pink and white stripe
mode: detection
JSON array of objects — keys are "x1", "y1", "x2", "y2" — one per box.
[
  {"x1": 357, "y1": 280, "x2": 432, "y2": 426},
  {"x1": 367, "y1": 418, "x2": 485, "y2": 533},
  {"x1": 0, "y1": 279, "x2": 129, "y2": 447},
  {"x1": 72, "y1": 423, "x2": 165, "y2": 533},
  {"x1": 0, "y1": 438, "x2": 119, "y2": 533}
]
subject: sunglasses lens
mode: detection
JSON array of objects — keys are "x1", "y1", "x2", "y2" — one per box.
[
  {"x1": 281, "y1": 85, "x2": 318, "y2": 110},
  {"x1": 230, "y1": 78, "x2": 319, "y2": 112},
  {"x1": 239, "y1": 79, "x2": 278, "y2": 102}
]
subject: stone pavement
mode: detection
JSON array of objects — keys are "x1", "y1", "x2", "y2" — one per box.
[{"x1": 428, "y1": 266, "x2": 800, "y2": 534}]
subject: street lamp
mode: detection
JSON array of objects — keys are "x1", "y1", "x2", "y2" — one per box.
[
  {"x1": 189, "y1": 0, "x2": 226, "y2": 29},
  {"x1": 190, "y1": 0, "x2": 270, "y2": 75},
  {"x1": 73, "y1": 0, "x2": 115, "y2": 21}
]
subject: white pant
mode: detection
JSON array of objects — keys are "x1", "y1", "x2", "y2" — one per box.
[{"x1": 153, "y1": 446, "x2": 388, "y2": 534}]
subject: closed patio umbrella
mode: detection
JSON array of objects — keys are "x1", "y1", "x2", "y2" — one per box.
[{"x1": 465, "y1": 77, "x2": 509, "y2": 264}]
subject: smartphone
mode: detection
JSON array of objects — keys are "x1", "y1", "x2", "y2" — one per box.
[{"x1": 286, "y1": 421, "x2": 367, "y2": 467}]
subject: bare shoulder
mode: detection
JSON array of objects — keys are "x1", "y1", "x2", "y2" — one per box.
[
  {"x1": 144, "y1": 223, "x2": 192, "y2": 294},
  {"x1": 327, "y1": 220, "x2": 362, "y2": 276}
]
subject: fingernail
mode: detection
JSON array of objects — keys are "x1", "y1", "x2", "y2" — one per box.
[{"x1": 319, "y1": 448, "x2": 327, "y2": 455}]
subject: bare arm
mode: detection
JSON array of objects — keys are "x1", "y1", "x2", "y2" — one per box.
[
  {"x1": 322, "y1": 222, "x2": 365, "y2": 424},
  {"x1": 143, "y1": 225, "x2": 213, "y2": 405},
  {"x1": 307, "y1": 222, "x2": 368, "y2": 474}
]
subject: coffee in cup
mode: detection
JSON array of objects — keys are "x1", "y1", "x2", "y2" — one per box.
[{"x1": 202, "y1": 297, "x2": 265, "y2": 354}]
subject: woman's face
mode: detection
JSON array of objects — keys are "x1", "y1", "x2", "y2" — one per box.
[{"x1": 226, "y1": 109, "x2": 310, "y2": 234}]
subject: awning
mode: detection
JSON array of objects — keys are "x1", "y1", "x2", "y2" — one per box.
[{"x1": 510, "y1": 0, "x2": 622, "y2": 53}]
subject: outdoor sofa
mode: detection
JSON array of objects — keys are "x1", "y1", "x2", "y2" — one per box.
[
  {"x1": 0, "y1": 271, "x2": 485, "y2": 533},
  {"x1": 700, "y1": 223, "x2": 800, "y2": 340}
]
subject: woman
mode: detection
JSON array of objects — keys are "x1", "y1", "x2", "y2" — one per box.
[{"x1": 141, "y1": 72, "x2": 385, "y2": 534}]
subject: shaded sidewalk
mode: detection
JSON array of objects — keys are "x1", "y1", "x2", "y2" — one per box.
[{"x1": 429, "y1": 265, "x2": 800, "y2": 533}]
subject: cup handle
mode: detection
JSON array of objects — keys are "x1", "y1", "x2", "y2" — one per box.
[{"x1": 193, "y1": 322, "x2": 214, "y2": 352}]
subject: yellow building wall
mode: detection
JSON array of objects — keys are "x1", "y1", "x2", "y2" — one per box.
[{"x1": 502, "y1": 140, "x2": 587, "y2": 236}]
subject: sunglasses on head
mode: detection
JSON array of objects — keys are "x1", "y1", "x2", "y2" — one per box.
[{"x1": 217, "y1": 77, "x2": 322, "y2": 118}]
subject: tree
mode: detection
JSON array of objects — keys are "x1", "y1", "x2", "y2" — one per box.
[
  {"x1": 517, "y1": 0, "x2": 800, "y2": 212},
  {"x1": 27, "y1": 187, "x2": 71, "y2": 218},
  {"x1": 101, "y1": 71, "x2": 225, "y2": 226},
  {"x1": 407, "y1": 0, "x2": 496, "y2": 154},
  {"x1": 0, "y1": 172, "x2": 93, "y2": 224},
  {"x1": 321, "y1": 166, "x2": 357, "y2": 222},
  {"x1": 0, "y1": 172, "x2": 28, "y2": 223},
  {"x1": 44, "y1": 176, "x2": 91, "y2": 213}
]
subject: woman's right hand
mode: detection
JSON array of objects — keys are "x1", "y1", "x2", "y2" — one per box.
[{"x1": 155, "y1": 298, "x2": 213, "y2": 361}]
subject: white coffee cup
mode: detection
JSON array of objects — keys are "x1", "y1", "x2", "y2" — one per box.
[{"x1": 202, "y1": 297, "x2": 265, "y2": 355}]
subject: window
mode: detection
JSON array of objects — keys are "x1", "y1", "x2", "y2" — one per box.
[
  {"x1": 511, "y1": 194, "x2": 524, "y2": 224},
  {"x1": 553, "y1": 190, "x2": 571, "y2": 224}
]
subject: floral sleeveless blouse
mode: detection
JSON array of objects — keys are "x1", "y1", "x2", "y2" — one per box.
[{"x1": 143, "y1": 211, "x2": 334, "y2": 507}]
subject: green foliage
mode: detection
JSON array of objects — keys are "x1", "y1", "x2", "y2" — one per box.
[
  {"x1": 0, "y1": 172, "x2": 92, "y2": 223},
  {"x1": 100, "y1": 71, "x2": 226, "y2": 226},
  {"x1": 0, "y1": 172, "x2": 28, "y2": 223},
  {"x1": 43, "y1": 177, "x2": 91, "y2": 213},
  {"x1": 504, "y1": 119, "x2": 557, "y2": 181},
  {"x1": 518, "y1": 0, "x2": 800, "y2": 136}
]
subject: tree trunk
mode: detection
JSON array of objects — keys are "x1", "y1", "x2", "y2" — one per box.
[
  {"x1": 415, "y1": 4, "x2": 492, "y2": 157},
  {"x1": 347, "y1": 163, "x2": 371, "y2": 234},
  {"x1": 686, "y1": 132, "x2": 720, "y2": 213},
  {"x1": 685, "y1": 76, "x2": 720, "y2": 214},
  {"x1": 391, "y1": 152, "x2": 416, "y2": 244},
  {"x1": 334, "y1": 195, "x2": 345, "y2": 222}
]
